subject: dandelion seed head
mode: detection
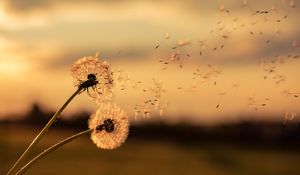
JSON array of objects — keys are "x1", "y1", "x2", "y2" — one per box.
[
  {"x1": 290, "y1": 0, "x2": 295, "y2": 7},
  {"x1": 292, "y1": 40, "x2": 298, "y2": 48},
  {"x1": 71, "y1": 54, "x2": 114, "y2": 102},
  {"x1": 88, "y1": 103, "x2": 129, "y2": 150},
  {"x1": 219, "y1": 5, "x2": 225, "y2": 12}
]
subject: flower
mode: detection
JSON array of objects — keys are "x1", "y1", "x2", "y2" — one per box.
[
  {"x1": 88, "y1": 103, "x2": 129, "y2": 149},
  {"x1": 71, "y1": 53, "x2": 114, "y2": 102}
]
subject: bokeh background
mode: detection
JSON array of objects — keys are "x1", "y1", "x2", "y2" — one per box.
[{"x1": 1, "y1": 0, "x2": 300, "y2": 174}]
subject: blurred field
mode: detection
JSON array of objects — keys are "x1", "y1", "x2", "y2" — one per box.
[{"x1": 1, "y1": 124, "x2": 300, "y2": 175}]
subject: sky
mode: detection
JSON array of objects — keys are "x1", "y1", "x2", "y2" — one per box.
[{"x1": 0, "y1": 0, "x2": 299, "y2": 124}]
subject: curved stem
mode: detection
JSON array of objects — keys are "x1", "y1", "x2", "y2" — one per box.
[
  {"x1": 7, "y1": 88, "x2": 82, "y2": 175},
  {"x1": 15, "y1": 129, "x2": 92, "y2": 175}
]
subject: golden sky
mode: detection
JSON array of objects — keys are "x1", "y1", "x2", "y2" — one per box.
[{"x1": 0, "y1": 0, "x2": 299, "y2": 124}]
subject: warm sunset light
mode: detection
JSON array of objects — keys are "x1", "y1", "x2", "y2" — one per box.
[
  {"x1": 0, "y1": 0, "x2": 299, "y2": 120},
  {"x1": 1, "y1": 1, "x2": 300, "y2": 175}
]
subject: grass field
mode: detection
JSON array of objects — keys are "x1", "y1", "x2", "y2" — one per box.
[{"x1": 1, "y1": 124, "x2": 300, "y2": 175}]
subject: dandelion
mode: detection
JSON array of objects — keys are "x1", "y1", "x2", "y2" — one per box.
[
  {"x1": 282, "y1": 89, "x2": 300, "y2": 98},
  {"x1": 242, "y1": 0, "x2": 248, "y2": 6},
  {"x1": 219, "y1": 5, "x2": 225, "y2": 12},
  {"x1": 71, "y1": 53, "x2": 114, "y2": 102},
  {"x1": 283, "y1": 112, "x2": 297, "y2": 127},
  {"x1": 88, "y1": 103, "x2": 129, "y2": 150},
  {"x1": 290, "y1": 0, "x2": 295, "y2": 7},
  {"x1": 133, "y1": 79, "x2": 167, "y2": 118},
  {"x1": 8, "y1": 55, "x2": 115, "y2": 175},
  {"x1": 8, "y1": 54, "x2": 124, "y2": 175},
  {"x1": 154, "y1": 32, "x2": 170, "y2": 49},
  {"x1": 292, "y1": 40, "x2": 298, "y2": 48},
  {"x1": 247, "y1": 96, "x2": 269, "y2": 111}
]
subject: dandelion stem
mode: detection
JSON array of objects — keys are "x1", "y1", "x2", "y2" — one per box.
[
  {"x1": 6, "y1": 88, "x2": 82, "y2": 175},
  {"x1": 15, "y1": 129, "x2": 92, "y2": 175}
]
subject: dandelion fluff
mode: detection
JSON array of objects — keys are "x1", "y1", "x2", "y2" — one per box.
[
  {"x1": 88, "y1": 103, "x2": 129, "y2": 149},
  {"x1": 71, "y1": 54, "x2": 114, "y2": 102}
]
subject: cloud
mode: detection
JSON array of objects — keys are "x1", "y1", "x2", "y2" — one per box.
[
  {"x1": 2, "y1": 0, "x2": 143, "y2": 14},
  {"x1": 42, "y1": 45, "x2": 154, "y2": 70},
  {"x1": 1, "y1": 0, "x2": 299, "y2": 69},
  {"x1": 0, "y1": 0, "x2": 242, "y2": 16},
  {"x1": 3, "y1": 0, "x2": 53, "y2": 13}
]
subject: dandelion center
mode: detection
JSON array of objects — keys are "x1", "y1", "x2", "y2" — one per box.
[
  {"x1": 96, "y1": 118, "x2": 115, "y2": 133},
  {"x1": 79, "y1": 73, "x2": 98, "y2": 90},
  {"x1": 87, "y1": 73, "x2": 98, "y2": 86}
]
